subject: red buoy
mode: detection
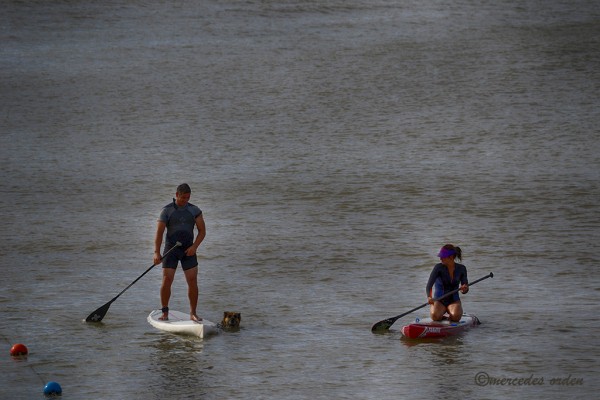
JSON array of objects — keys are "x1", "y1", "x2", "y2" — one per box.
[{"x1": 10, "y1": 343, "x2": 28, "y2": 357}]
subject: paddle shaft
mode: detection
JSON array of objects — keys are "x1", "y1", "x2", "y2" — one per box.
[
  {"x1": 110, "y1": 241, "x2": 181, "y2": 302},
  {"x1": 85, "y1": 241, "x2": 181, "y2": 322},
  {"x1": 372, "y1": 272, "x2": 493, "y2": 331}
]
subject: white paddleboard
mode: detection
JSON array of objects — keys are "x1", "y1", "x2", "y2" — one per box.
[{"x1": 147, "y1": 310, "x2": 218, "y2": 338}]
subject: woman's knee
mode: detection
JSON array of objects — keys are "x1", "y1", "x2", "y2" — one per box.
[
  {"x1": 448, "y1": 303, "x2": 463, "y2": 321},
  {"x1": 430, "y1": 303, "x2": 446, "y2": 321}
]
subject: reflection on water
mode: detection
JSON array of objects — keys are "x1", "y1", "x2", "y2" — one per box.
[
  {"x1": 400, "y1": 335, "x2": 464, "y2": 349},
  {"x1": 403, "y1": 335, "x2": 476, "y2": 396},
  {"x1": 143, "y1": 334, "x2": 211, "y2": 397}
]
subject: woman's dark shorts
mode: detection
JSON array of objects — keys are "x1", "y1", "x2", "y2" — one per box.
[{"x1": 439, "y1": 292, "x2": 460, "y2": 307}]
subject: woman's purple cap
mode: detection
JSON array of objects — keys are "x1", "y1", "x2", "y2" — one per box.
[{"x1": 437, "y1": 247, "x2": 456, "y2": 258}]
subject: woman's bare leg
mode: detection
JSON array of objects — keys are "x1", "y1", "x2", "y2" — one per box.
[
  {"x1": 447, "y1": 301, "x2": 463, "y2": 322},
  {"x1": 430, "y1": 301, "x2": 447, "y2": 321}
]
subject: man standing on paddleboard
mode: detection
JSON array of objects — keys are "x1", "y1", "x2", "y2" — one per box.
[
  {"x1": 426, "y1": 244, "x2": 469, "y2": 322},
  {"x1": 154, "y1": 183, "x2": 206, "y2": 322}
]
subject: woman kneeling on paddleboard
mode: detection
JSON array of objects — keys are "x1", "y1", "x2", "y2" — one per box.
[{"x1": 426, "y1": 244, "x2": 469, "y2": 322}]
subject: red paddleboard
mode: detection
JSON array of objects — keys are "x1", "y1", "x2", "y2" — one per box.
[{"x1": 401, "y1": 314, "x2": 480, "y2": 339}]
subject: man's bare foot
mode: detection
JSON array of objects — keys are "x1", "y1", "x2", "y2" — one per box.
[
  {"x1": 159, "y1": 306, "x2": 169, "y2": 321},
  {"x1": 191, "y1": 314, "x2": 202, "y2": 322}
]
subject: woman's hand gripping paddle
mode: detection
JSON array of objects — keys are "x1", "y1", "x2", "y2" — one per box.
[
  {"x1": 85, "y1": 242, "x2": 182, "y2": 322},
  {"x1": 371, "y1": 272, "x2": 493, "y2": 333}
]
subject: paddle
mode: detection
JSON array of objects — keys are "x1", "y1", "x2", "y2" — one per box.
[
  {"x1": 85, "y1": 241, "x2": 182, "y2": 322},
  {"x1": 371, "y1": 272, "x2": 493, "y2": 332}
]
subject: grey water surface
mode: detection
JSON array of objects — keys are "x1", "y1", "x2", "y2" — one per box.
[{"x1": 1, "y1": 0, "x2": 599, "y2": 398}]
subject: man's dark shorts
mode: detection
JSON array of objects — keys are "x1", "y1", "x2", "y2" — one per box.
[{"x1": 162, "y1": 245, "x2": 198, "y2": 271}]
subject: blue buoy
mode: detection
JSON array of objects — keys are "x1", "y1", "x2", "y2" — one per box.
[{"x1": 43, "y1": 381, "x2": 62, "y2": 396}]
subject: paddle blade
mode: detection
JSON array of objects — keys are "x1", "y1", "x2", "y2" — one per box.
[
  {"x1": 371, "y1": 318, "x2": 395, "y2": 333},
  {"x1": 85, "y1": 301, "x2": 112, "y2": 322}
]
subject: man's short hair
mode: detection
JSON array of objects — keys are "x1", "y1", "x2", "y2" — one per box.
[{"x1": 176, "y1": 183, "x2": 191, "y2": 194}]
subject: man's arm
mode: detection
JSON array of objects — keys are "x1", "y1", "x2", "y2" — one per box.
[
  {"x1": 153, "y1": 221, "x2": 166, "y2": 264},
  {"x1": 186, "y1": 215, "x2": 206, "y2": 256}
]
